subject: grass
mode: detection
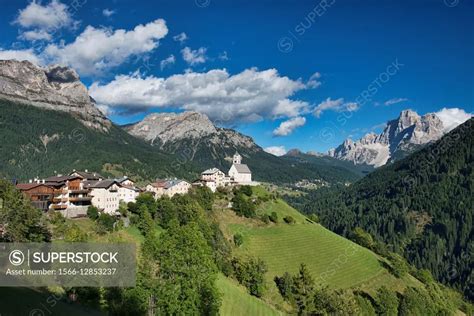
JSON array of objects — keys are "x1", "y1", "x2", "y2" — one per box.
[
  {"x1": 217, "y1": 274, "x2": 282, "y2": 316},
  {"x1": 0, "y1": 287, "x2": 103, "y2": 316},
  {"x1": 216, "y1": 194, "x2": 392, "y2": 309},
  {"x1": 230, "y1": 222, "x2": 384, "y2": 289}
]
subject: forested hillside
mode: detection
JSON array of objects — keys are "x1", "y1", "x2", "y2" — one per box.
[
  {"x1": 288, "y1": 118, "x2": 474, "y2": 300},
  {"x1": 0, "y1": 99, "x2": 198, "y2": 182}
]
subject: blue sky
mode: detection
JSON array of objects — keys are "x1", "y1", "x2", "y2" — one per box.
[{"x1": 0, "y1": 0, "x2": 472, "y2": 154}]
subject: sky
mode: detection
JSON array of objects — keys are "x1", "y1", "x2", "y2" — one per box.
[{"x1": 0, "y1": 0, "x2": 472, "y2": 155}]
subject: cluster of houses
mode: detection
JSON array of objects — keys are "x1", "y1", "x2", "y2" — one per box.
[{"x1": 16, "y1": 152, "x2": 256, "y2": 218}]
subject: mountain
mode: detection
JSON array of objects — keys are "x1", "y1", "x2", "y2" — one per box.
[
  {"x1": 290, "y1": 118, "x2": 474, "y2": 300},
  {"x1": 126, "y1": 111, "x2": 366, "y2": 184},
  {"x1": 328, "y1": 110, "x2": 449, "y2": 167},
  {"x1": 0, "y1": 98, "x2": 199, "y2": 182},
  {"x1": 0, "y1": 60, "x2": 110, "y2": 130},
  {"x1": 0, "y1": 59, "x2": 364, "y2": 185}
]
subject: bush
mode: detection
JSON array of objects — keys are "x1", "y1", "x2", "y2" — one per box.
[
  {"x1": 283, "y1": 216, "x2": 295, "y2": 224},
  {"x1": 269, "y1": 212, "x2": 278, "y2": 223},
  {"x1": 96, "y1": 213, "x2": 115, "y2": 234},
  {"x1": 232, "y1": 194, "x2": 256, "y2": 218},
  {"x1": 308, "y1": 213, "x2": 319, "y2": 223},
  {"x1": 87, "y1": 206, "x2": 99, "y2": 220},
  {"x1": 233, "y1": 233, "x2": 244, "y2": 247},
  {"x1": 232, "y1": 257, "x2": 267, "y2": 297},
  {"x1": 260, "y1": 214, "x2": 270, "y2": 224},
  {"x1": 239, "y1": 185, "x2": 253, "y2": 197}
]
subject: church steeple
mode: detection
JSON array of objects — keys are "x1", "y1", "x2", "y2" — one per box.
[{"x1": 233, "y1": 152, "x2": 242, "y2": 164}]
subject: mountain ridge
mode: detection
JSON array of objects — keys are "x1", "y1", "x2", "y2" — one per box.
[{"x1": 327, "y1": 109, "x2": 464, "y2": 167}]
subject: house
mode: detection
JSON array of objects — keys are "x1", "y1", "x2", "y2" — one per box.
[
  {"x1": 45, "y1": 175, "x2": 93, "y2": 212},
  {"x1": 118, "y1": 185, "x2": 140, "y2": 203},
  {"x1": 146, "y1": 179, "x2": 191, "y2": 198},
  {"x1": 86, "y1": 179, "x2": 121, "y2": 214},
  {"x1": 115, "y1": 176, "x2": 135, "y2": 187},
  {"x1": 70, "y1": 170, "x2": 104, "y2": 181},
  {"x1": 201, "y1": 168, "x2": 226, "y2": 187},
  {"x1": 228, "y1": 152, "x2": 253, "y2": 184},
  {"x1": 193, "y1": 179, "x2": 217, "y2": 192},
  {"x1": 16, "y1": 181, "x2": 55, "y2": 211}
]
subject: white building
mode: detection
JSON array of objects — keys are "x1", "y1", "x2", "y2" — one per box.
[
  {"x1": 228, "y1": 152, "x2": 253, "y2": 184},
  {"x1": 146, "y1": 179, "x2": 191, "y2": 198},
  {"x1": 117, "y1": 185, "x2": 140, "y2": 203},
  {"x1": 201, "y1": 168, "x2": 226, "y2": 187},
  {"x1": 193, "y1": 179, "x2": 217, "y2": 192},
  {"x1": 88, "y1": 180, "x2": 121, "y2": 214}
]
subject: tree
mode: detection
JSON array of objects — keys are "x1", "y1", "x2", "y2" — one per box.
[
  {"x1": 96, "y1": 213, "x2": 115, "y2": 234},
  {"x1": 292, "y1": 263, "x2": 315, "y2": 314},
  {"x1": 138, "y1": 208, "x2": 154, "y2": 235},
  {"x1": 64, "y1": 224, "x2": 88, "y2": 242},
  {"x1": 275, "y1": 272, "x2": 294, "y2": 301},
  {"x1": 190, "y1": 186, "x2": 214, "y2": 211},
  {"x1": 155, "y1": 196, "x2": 177, "y2": 228},
  {"x1": 375, "y1": 286, "x2": 398, "y2": 316},
  {"x1": 284, "y1": 216, "x2": 295, "y2": 224},
  {"x1": 231, "y1": 194, "x2": 256, "y2": 218},
  {"x1": 232, "y1": 257, "x2": 267, "y2": 297},
  {"x1": 153, "y1": 223, "x2": 220, "y2": 315},
  {"x1": 0, "y1": 180, "x2": 50, "y2": 242},
  {"x1": 87, "y1": 205, "x2": 99, "y2": 220},
  {"x1": 351, "y1": 227, "x2": 375, "y2": 250}
]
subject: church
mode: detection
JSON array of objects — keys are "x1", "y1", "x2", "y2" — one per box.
[{"x1": 228, "y1": 152, "x2": 253, "y2": 184}]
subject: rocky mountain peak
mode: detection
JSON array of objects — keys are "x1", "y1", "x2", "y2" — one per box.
[
  {"x1": 0, "y1": 59, "x2": 110, "y2": 130},
  {"x1": 127, "y1": 111, "x2": 218, "y2": 144},
  {"x1": 286, "y1": 148, "x2": 302, "y2": 156},
  {"x1": 328, "y1": 109, "x2": 448, "y2": 167}
]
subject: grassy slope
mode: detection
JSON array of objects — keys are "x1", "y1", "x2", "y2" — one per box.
[
  {"x1": 217, "y1": 274, "x2": 282, "y2": 316},
  {"x1": 216, "y1": 187, "x2": 423, "y2": 312}
]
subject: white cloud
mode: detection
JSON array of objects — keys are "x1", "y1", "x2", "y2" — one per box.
[
  {"x1": 44, "y1": 19, "x2": 168, "y2": 75},
  {"x1": 384, "y1": 97, "x2": 408, "y2": 106},
  {"x1": 307, "y1": 72, "x2": 321, "y2": 88},
  {"x1": 313, "y1": 97, "x2": 359, "y2": 117},
  {"x1": 19, "y1": 29, "x2": 52, "y2": 41},
  {"x1": 173, "y1": 32, "x2": 188, "y2": 44},
  {"x1": 273, "y1": 116, "x2": 306, "y2": 136},
  {"x1": 218, "y1": 51, "x2": 229, "y2": 61},
  {"x1": 15, "y1": 0, "x2": 73, "y2": 30},
  {"x1": 181, "y1": 47, "x2": 207, "y2": 65},
  {"x1": 89, "y1": 68, "x2": 308, "y2": 123},
  {"x1": 160, "y1": 54, "x2": 175, "y2": 70},
  {"x1": 102, "y1": 8, "x2": 116, "y2": 17},
  {"x1": 264, "y1": 146, "x2": 287, "y2": 156},
  {"x1": 435, "y1": 107, "x2": 472, "y2": 132},
  {"x1": 0, "y1": 49, "x2": 43, "y2": 65}
]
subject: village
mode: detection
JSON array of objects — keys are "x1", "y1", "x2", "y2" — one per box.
[{"x1": 16, "y1": 153, "x2": 257, "y2": 218}]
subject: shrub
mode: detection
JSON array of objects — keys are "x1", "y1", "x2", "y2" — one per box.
[
  {"x1": 283, "y1": 216, "x2": 295, "y2": 224},
  {"x1": 260, "y1": 214, "x2": 270, "y2": 224},
  {"x1": 233, "y1": 233, "x2": 244, "y2": 247},
  {"x1": 308, "y1": 213, "x2": 319, "y2": 223},
  {"x1": 87, "y1": 206, "x2": 99, "y2": 220},
  {"x1": 269, "y1": 212, "x2": 278, "y2": 223},
  {"x1": 232, "y1": 257, "x2": 267, "y2": 297},
  {"x1": 96, "y1": 213, "x2": 115, "y2": 234}
]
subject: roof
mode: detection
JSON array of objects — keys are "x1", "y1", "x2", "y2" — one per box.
[
  {"x1": 164, "y1": 179, "x2": 187, "y2": 189},
  {"x1": 70, "y1": 171, "x2": 103, "y2": 180},
  {"x1": 232, "y1": 164, "x2": 251, "y2": 174},
  {"x1": 45, "y1": 175, "x2": 82, "y2": 183},
  {"x1": 16, "y1": 183, "x2": 52, "y2": 190},
  {"x1": 115, "y1": 176, "x2": 131, "y2": 183},
  {"x1": 86, "y1": 179, "x2": 119, "y2": 189},
  {"x1": 201, "y1": 168, "x2": 223, "y2": 175},
  {"x1": 150, "y1": 179, "x2": 189, "y2": 189}
]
